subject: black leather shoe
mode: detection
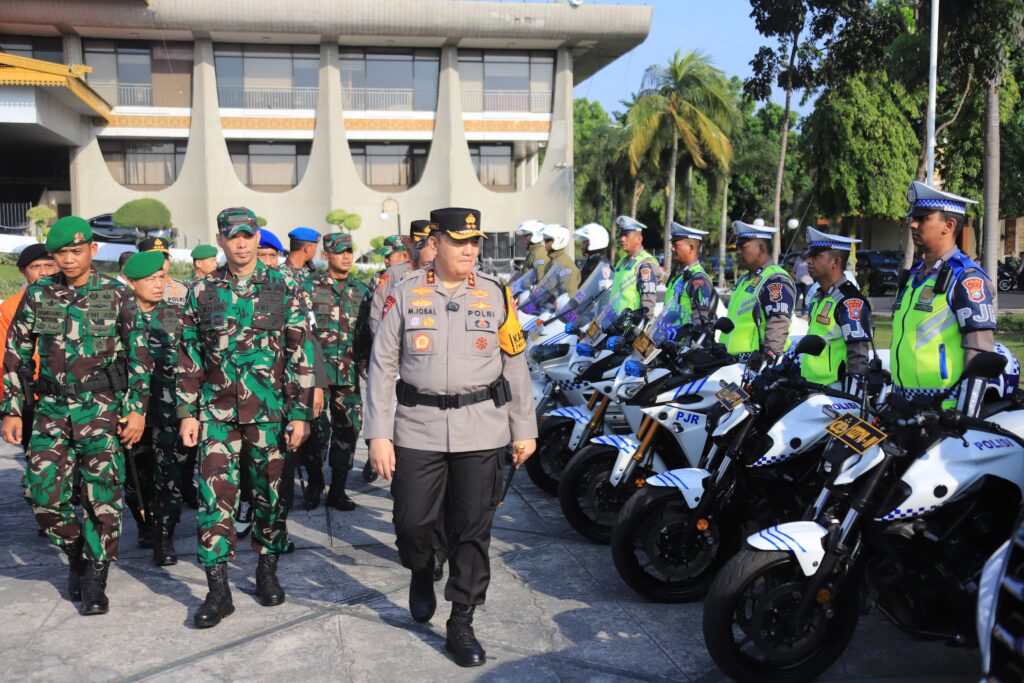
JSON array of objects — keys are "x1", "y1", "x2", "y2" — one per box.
[
  {"x1": 326, "y1": 469, "x2": 356, "y2": 511},
  {"x1": 255, "y1": 554, "x2": 285, "y2": 606},
  {"x1": 153, "y1": 524, "x2": 178, "y2": 567},
  {"x1": 65, "y1": 538, "x2": 85, "y2": 602},
  {"x1": 80, "y1": 561, "x2": 110, "y2": 616},
  {"x1": 409, "y1": 565, "x2": 436, "y2": 623},
  {"x1": 362, "y1": 460, "x2": 378, "y2": 484},
  {"x1": 304, "y1": 466, "x2": 324, "y2": 510},
  {"x1": 445, "y1": 603, "x2": 485, "y2": 667},
  {"x1": 194, "y1": 564, "x2": 234, "y2": 629}
]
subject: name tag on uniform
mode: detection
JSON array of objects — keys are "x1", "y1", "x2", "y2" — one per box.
[{"x1": 33, "y1": 302, "x2": 64, "y2": 335}]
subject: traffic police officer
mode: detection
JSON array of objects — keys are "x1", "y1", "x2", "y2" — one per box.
[
  {"x1": 369, "y1": 220, "x2": 433, "y2": 336},
  {"x1": 365, "y1": 207, "x2": 537, "y2": 667},
  {"x1": 540, "y1": 224, "x2": 581, "y2": 297},
  {"x1": 801, "y1": 227, "x2": 872, "y2": 391},
  {"x1": 611, "y1": 216, "x2": 660, "y2": 318},
  {"x1": 720, "y1": 220, "x2": 795, "y2": 358},
  {"x1": 666, "y1": 223, "x2": 717, "y2": 328},
  {"x1": 178, "y1": 207, "x2": 317, "y2": 628},
  {"x1": 573, "y1": 222, "x2": 610, "y2": 282},
  {"x1": 1, "y1": 216, "x2": 154, "y2": 615},
  {"x1": 515, "y1": 219, "x2": 548, "y2": 282},
  {"x1": 124, "y1": 250, "x2": 187, "y2": 566},
  {"x1": 300, "y1": 232, "x2": 371, "y2": 511},
  {"x1": 891, "y1": 181, "x2": 996, "y2": 411}
]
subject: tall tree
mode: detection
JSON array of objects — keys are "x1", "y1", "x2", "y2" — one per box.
[{"x1": 628, "y1": 50, "x2": 738, "y2": 270}]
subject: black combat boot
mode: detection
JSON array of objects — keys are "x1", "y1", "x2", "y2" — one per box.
[
  {"x1": 445, "y1": 603, "x2": 486, "y2": 667},
  {"x1": 255, "y1": 554, "x2": 285, "y2": 606},
  {"x1": 80, "y1": 561, "x2": 110, "y2": 616},
  {"x1": 65, "y1": 538, "x2": 86, "y2": 602},
  {"x1": 409, "y1": 559, "x2": 436, "y2": 623},
  {"x1": 362, "y1": 460, "x2": 378, "y2": 484},
  {"x1": 326, "y1": 468, "x2": 356, "y2": 511},
  {"x1": 153, "y1": 523, "x2": 177, "y2": 567},
  {"x1": 194, "y1": 564, "x2": 234, "y2": 629},
  {"x1": 303, "y1": 465, "x2": 324, "y2": 510}
]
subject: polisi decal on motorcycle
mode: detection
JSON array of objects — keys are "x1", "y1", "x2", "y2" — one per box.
[
  {"x1": 646, "y1": 468, "x2": 709, "y2": 509},
  {"x1": 746, "y1": 521, "x2": 828, "y2": 576},
  {"x1": 829, "y1": 402, "x2": 859, "y2": 412},
  {"x1": 973, "y1": 438, "x2": 1014, "y2": 451}
]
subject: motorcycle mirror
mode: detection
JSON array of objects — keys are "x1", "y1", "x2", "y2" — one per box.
[
  {"x1": 714, "y1": 317, "x2": 735, "y2": 334},
  {"x1": 961, "y1": 351, "x2": 1007, "y2": 381},
  {"x1": 794, "y1": 334, "x2": 827, "y2": 357}
]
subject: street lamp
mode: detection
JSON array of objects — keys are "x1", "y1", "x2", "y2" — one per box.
[
  {"x1": 380, "y1": 198, "x2": 401, "y2": 235},
  {"x1": 787, "y1": 218, "x2": 800, "y2": 230}
]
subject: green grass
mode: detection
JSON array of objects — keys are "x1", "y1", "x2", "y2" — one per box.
[{"x1": 873, "y1": 318, "x2": 1024, "y2": 360}]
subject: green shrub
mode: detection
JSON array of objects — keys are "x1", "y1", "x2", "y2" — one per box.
[{"x1": 113, "y1": 198, "x2": 172, "y2": 231}]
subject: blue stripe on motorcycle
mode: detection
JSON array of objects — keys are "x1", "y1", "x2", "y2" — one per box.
[
  {"x1": 771, "y1": 527, "x2": 806, "y2": 553},
  {"x1": 758, "y1": 530, "x2": 783, "y2": 551},
  {"x1": 764, "y1": 527, "x2": 792, "y2": 552}
]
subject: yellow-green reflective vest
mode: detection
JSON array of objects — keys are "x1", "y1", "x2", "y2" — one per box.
[
  {"x1": 721, "y1": 264, "x2": 790, "y2": 355},
  {"x1": 802, "y1": 289, "x2": 848, "y2": 385},
  {"x1": 610, "y1": 250, "x2": 654, "y2": 313}
]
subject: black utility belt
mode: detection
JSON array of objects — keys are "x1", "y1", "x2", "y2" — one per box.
[
  {"x1": 396, "y1": 378, "x2": 511, "y2": 410},
  {"x1": 36, "y1": 365, "x2": 128, "y2": 398}
]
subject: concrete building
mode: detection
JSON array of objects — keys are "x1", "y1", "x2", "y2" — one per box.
[{"x1": 0, "y1": 0, "x2": 651, "y2": 261}]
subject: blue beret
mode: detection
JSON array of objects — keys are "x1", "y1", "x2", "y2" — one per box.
[
  {"x1": 288, "y1": 227, "x2": 321, "y2": 243},
  {"x1": 259, "y1": 229, "x2": 284, "y2": 252}
]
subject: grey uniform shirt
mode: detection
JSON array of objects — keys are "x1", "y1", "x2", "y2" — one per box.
[
  {"x1": 368, "y1": 261, "x2": 413, "y2": 336},
  {"x1": 364, "y1": 267, "x2": 537, "y2": 451}
]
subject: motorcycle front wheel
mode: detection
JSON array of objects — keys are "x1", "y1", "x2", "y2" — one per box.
[
  {"x1": 702, "y1": 549, "x2": 860, "y2": 683},
  {"x1": 525, "y1": 417, "x2": 576, "y2": 496},
  {"x1": 558, "y1": 444, "x2": 634, "y2": 543}
]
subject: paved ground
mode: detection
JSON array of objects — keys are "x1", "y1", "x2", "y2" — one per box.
[{"x1": 0, "y1": 442, "x2": 980, "y2": 683}]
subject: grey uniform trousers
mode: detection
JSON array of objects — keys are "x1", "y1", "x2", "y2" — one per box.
[{"x1": 391, "y1": 445, "x2": 504, "y2": 605}]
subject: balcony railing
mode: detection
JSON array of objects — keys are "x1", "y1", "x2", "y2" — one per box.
[
  {"x1": 217, "y1": 86, "x2": 319, "y2": 110},
  {"x1": 342, "y1": 87, "x2": 438, "y2": 112},
  {"x1": 461, "y1": 90, "x2": 552, "y2": 114},
  {"x1": 90, "y1": 82, "x2": 153, "y2": 107}
]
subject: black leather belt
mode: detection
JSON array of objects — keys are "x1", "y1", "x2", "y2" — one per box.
[
  {"x1": 397, "y1": 378, "x2": 511, "y2": 410},
  {"x1": 36, "y1": 365, "x2": 128, "y2": 398}
]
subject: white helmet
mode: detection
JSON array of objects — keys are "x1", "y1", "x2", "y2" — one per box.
[
  {"x1": 541, "y1": 224, "x2": 571, "y2": 251},
  {"x1": 574, "y1": 222, "x2": 609, "y2": 251},
  {"x1": 516, "y1": 219, "x2": 546, "y2": 245}
]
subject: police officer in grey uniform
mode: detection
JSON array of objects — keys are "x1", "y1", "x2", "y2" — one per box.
[
  {"x1": 368, "y1": 220, "x2": 432, "y2": 337},
  {"x1": 364, "y1": 207, "x2": 537, "y2": 667}
]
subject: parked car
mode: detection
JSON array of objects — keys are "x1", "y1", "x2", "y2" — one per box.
[
  {"x1": 87, "y1": 213, "x2": 177, "y2": 246},
  {"x1": 855, "y1": 249, "x2": 901, "y2": 295}
]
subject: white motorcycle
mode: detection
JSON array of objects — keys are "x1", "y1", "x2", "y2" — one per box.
[{"x1": 702, "y1": 350, "x2": 1024, "y2": 683}]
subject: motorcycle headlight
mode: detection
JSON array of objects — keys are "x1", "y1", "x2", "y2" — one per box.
[
  {"x1": 576, "y1": 343, "x2": 595, "y2": 358},
  {"x1": 617, "y1": 380, "x2": 644, "y2": 401},
  {"x1": 606, "y1": 335, "x2": 624, "y2": 351},
  {"x1": 624, "y1": 359, "x2": 645, "y2": 377},
  {"x1": 529, "y1": 343, "x2": 570, "y2": 364}
]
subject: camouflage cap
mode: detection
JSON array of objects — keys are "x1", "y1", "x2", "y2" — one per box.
[
  {"x1": 429, "y1": 207, "x2": 486, "y2": 240},
  {"x1": 377, "y1": 234, "x2": 408, "y2": 257},
  {"x1": 45, "y1": 216, "x2": 93, "y2": 253},
  {"x1": 323, "y1": 232, "x2": 353, "y2": 254},
  {"x1": 216, "y1": 207, "x2": 258, "y2": 238},
  {"x1": 124, "y1": 250, "x2": 165, "y2": 280},
  {"x1": 191, "y1": 244, "x2": 217, "y2": 260}
]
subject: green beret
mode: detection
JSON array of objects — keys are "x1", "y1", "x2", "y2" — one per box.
[
  {"x1": 323, "y1": 232, "x2": 353, "y2": 253},
  {"x1": 124, "y1": 250, "x2": 165, "y2": 280},
  {"x1": 191, "y1": 244, "x2": 218, "y2": 260},
  {"x1": 45, "y1": 216, "x2": 93, "y2": 253}
]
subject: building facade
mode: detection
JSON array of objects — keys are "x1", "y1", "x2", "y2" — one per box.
[{"x1": 0, "y1": 0, "x2": 651, "y2": 258}]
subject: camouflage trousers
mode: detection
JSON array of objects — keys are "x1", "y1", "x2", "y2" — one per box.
[
  {"x1": 294, "y1": 385, "x2": 362, "y2": 473},
  {"x1": 25, "y1": 412, "x2": 125, "y2": 562},
  {"x1": 125, "y1": 413, "x2": 183, "y2": 529},
  {"x1": 197, "y1": 420, "x2": 288, "y2": 566}
]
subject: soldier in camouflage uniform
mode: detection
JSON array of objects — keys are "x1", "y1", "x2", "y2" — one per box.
[
  {"x1": 189, "y1": 244, "x2": 219, "y2": 286},
  {"x1": 279, "y1": 227, "x2": 320, "y2": 284},
  {"x1": 299, "y1": 232, "x2": 371, "y2": 511},
  {"x1": 178, "y1": 207, "x2": 317, "y2": 629},
  {"x1": 124, "y1": 250, "x2": 186, "y2": 566},
  {"x1": 1, "y1": 216, "x2": 153, "y2": 616}
]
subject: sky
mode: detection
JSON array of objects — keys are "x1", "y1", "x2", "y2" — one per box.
[{"x1": 572, "y1": 0, "x2": 811, "y2": 119}]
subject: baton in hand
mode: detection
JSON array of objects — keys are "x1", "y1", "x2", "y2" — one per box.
[{"x1": 499, "y1": 448, "x2": 518, "y2": 506}]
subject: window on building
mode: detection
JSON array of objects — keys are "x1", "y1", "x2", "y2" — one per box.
[
  {"x1": 469, "y1": 143, "x2": 514, "y2": 190},
  {"x1": 458, "y1": 50, "x2": 554, "y2": 113},
  {"x1": 214, "y1": 44, "x2": 319, "y2": 109},
  {"x1": 339, "y1": 49, "x2": 439, "y2": 111},
  {"x1": 83, "y1": 40, "x2": 154, "y2": 106},
  {"x1": 350, "y1": 142, "x2": 429, "y2": 190},
  {"x1": 150, "y1": 41, "x2": 193, "y2": 107},
  {"x1": 228, "y1": 141, "x2": 311, "y2": 191},
  {"x1": 100, "y1": 140, "x2": 186, "y2": 189},
  {"x1": 0, "y1": 35, "x2": 63, "y2": 64}
]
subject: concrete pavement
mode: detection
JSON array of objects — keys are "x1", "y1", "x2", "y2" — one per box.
[{"x1": 0, "y1": 442, "x2": 980, "y2": 682}]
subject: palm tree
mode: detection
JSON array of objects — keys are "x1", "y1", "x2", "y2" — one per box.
[{"x1": 627, "y1": 50, "x2": 739, "y2": 270}]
